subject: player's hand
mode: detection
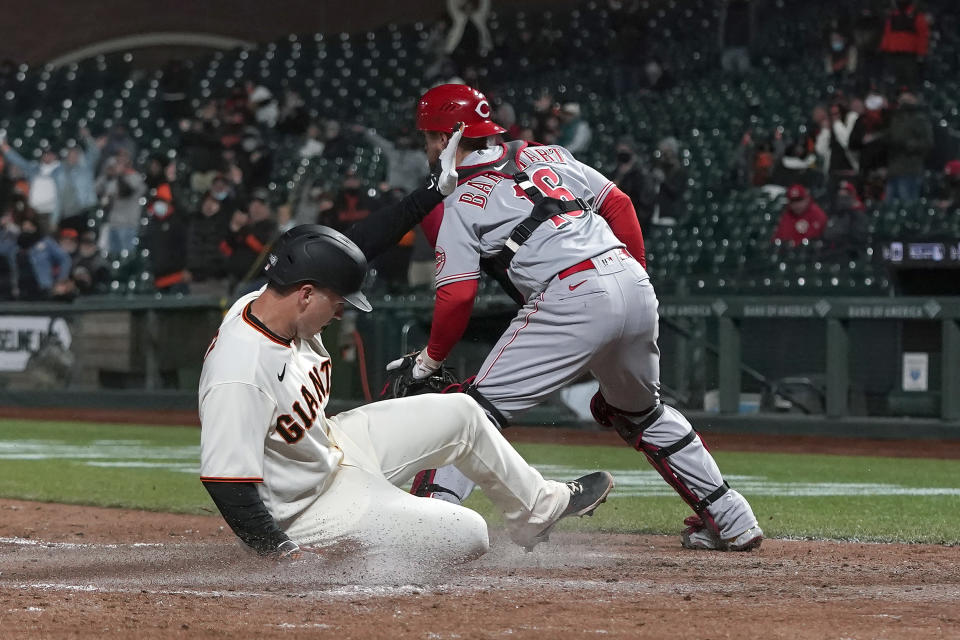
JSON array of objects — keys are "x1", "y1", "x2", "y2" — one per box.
[
  {"x1": 386, "y1": 348, "x2": 442, "y2": 381},
  {"x1": 436, "y1": 122, "x2": 463, "y2": 196}
]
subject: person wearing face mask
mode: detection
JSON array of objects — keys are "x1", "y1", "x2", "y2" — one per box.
[
  {"x1": 69, "y1": 229, "x2": 110, "y2": 295},
  {"x1": 185, "y1": 191, "x2": 230, "y2": 297},
  {"x1": 880, "y1": 0, "x2": 929, "y2": 89},
  {"x1": 824, "y1": 29, "x2": 858, "y2": 81},
  {"x1": 320, "y1": 170, "x2": 373, "y2": 233},
  {"x1": 143, "y1": 186, "x2": 190, "y2": 294},
  {"x1": 823, "y1": 181, "x2": 869, "y2": 259},
  {"x1": 611, "y1": 138, "x2": 656, "y2": 228},
  {"x1": 13, "y1": 213, "x2": 71, "y2": 301}
]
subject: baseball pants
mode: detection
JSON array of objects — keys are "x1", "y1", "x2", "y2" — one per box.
[
  {"x1": 431, "y1": 249, "x2": 758, "y2": 539},
  {"x1": 281, "y1": 394, "x2": 570, "y2": 562}
]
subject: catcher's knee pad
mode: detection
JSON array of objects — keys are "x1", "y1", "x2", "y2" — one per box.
[
  {"x1": 589, "y1": 391, "x2": 660, "y2": 447},
  {"x1": 592, "y1": 392, "x2": 729, "y2": 534}
]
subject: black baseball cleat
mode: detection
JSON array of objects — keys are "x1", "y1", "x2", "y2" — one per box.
[{"x1": 523, "y1": 471, "x2": 615, "y2": 551}]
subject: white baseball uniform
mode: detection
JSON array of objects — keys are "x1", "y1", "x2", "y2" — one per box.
[
  {"x1": 199, "y1": 287, "x2": 572, "y2": 562},
  {"x1": 422, "y1": 142, "x2": 759, "y2": 541}
]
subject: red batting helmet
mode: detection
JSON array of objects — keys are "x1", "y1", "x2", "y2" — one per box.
[{"x1": 416, "y1": 84, "x2": 505, "y2": 138}]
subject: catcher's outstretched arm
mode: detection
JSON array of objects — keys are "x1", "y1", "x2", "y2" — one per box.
[
  {"x1": 344, "y1": 186, "x2": 443, "y2": 260},
  {"x1": 203, "y1": 480, "x2": 294, "y2": 556},
  {"x1": 346, "y1": 122, "x2": 462, "y2": 261}
]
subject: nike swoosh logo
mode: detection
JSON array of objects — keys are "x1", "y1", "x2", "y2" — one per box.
[
  {"x1": 493, "y1": 162, "x2": 508, "y2": 171},
  {"x1": 278, "y1": 364, "x2": 286, "y2": 381},
  {"x1": 568, "y1": 280, "x2": 587, "y2": 291}
]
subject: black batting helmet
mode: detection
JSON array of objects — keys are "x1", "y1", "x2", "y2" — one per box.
[{"x1": 264, "y1": 224, "x2": 372, "y2": 312}]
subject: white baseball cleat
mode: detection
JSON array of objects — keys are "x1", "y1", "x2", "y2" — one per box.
[{"x1": 681, "y1": 516, "x2": 763, "y2": 551}]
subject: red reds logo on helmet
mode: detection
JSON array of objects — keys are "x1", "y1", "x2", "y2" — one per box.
[
  {"x1": 435, "y1": 248, "x2": 446, "y2": 275},
  {"x1": 417, "y1": 84, "x2": 506, "y2": 139}
]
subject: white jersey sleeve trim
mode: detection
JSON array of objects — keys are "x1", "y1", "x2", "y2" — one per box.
[
  {"x1": 594, "y1": 181, "x2": 615, "y2": 209},
  {"x1": 435, "y1": 270, "x2": 482, "y2": 289}
]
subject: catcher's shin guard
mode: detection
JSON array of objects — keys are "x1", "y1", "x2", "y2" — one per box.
[{"x1": 590, "y1": 392, "x2": 729, "y2": 535}]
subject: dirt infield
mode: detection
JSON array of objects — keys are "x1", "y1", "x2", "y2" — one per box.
[{"x1": 1, "y1": 499, "x2": 958, "y2": 640}]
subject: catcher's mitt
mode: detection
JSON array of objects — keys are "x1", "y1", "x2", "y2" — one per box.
[{"x1": 381, "y1": 351, "x2": 462, "y2": 399}]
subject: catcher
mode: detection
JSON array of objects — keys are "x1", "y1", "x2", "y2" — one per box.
[{"x1": 384, "y1": 84, "x2": 762, "y2": 552}]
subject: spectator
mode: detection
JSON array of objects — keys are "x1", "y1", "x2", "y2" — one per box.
[
  {"x1": 772, "y1": 184, "x2": 828, "y2": 246},
  {"x1": 143, "y1": 153, "x2": 169, "y2": 192},
  {"x1": 298, "y1": 123, "x2": 325, "y2": 159},
  {"x1": 936, "y1": 160, "x2": 960, "y2": 210},
  {"x1": 185, "y1": 191, "x2": 229, "y2": 297},
  {"x1": 1, "y1": 141, "x2": 63, "y2": 230},
  {"x1": 142, "y1": 187, "x2": 190, "y2": 294},
  {"x1": 610, "y1": 137, "x2": 656, "y2": 227},
  {"x1": 853, "y1": 5, "x2": 886, "y2": 88},
  {"x1": 320, "y1": 120, "x2": 351, "y2": 161},
  {"x1": 275, "y1": 89, "x2": 310, "y2": 136},
  {"x1": 320, "y1": 170, "x2": 373, "y2": 233},
  {"x1": 354, "y1": 125, "x2": 430, "y2": 194},
  {"x1": 248, "y1": 85, "x2": 279, "y2": 129},
  {"x1": 718, "y1": 0, "x2": 756, "y2": 75},
  {"x1": 815, "y1": 99, "x2": 860, "y2": 202},
  {"x1": 220, "y1": 188, "x2": 278, "y2": 293},
  {"x1": 0, "y1": 206, "x2": 18, "y2": 299},
  {"x1": 294, "y1": 182, "x2": 333, "y2": 226},
  {"x1": 58, "y1": 129, "x2": 103, "y2": 224},
  {"x1": 848, "y1": 90, "x2": 889, "y2": 202},
  {"x1": 652, "y1": 137, "x2": 687, "y2": 226},
  {"x1": 770, "y1": 141, "x2": 820, "y2": 190},
  {"x1": 824, "y1": 29, "x2": 858, "y2": 81},
  {"x1": 179, "y1": 115, "x2": 222, "y2": 194},
  {"x1": 14, "y1": 213, "x2": 71, "y2": 300},
  {"x1": 823, "y1": 180, "x2": 869, "y2": 258},
  {"x1": 879, "y1": 0, "x2": 929, "y2": 89},
  {"x1": 556, "y1": 103, "x2": 592, "y2": 156},
  {"x1": 208, "y1": 172, "x2": 238, "y2": 212},
  {"x1": 885, "y1": 90, "x2": 933, "y2": 203},
  {"x1": 531, "y1": 93, "x2": 560, "y2": 145},
  {"x1": 69, "y1": 229, "x2": 111, "y2": 295},
  {"x1": 95, "y1": 150, "x2": 146, "y2": 255},
  {"x1": 99, "y1": 124, "x2": 137, "y2": 170},
  {"x1": 237, "y1": 131, "x2": 273, "y2": 191},
  {"x1": 733, "y1": 129, "x2": 782, "y2": 188},
  {"x1": 641, "y1": 57, "x2": 676, "y2": 92},
  {"x1": 444, "y1": 0, "x2": 493, "y2": 58}
]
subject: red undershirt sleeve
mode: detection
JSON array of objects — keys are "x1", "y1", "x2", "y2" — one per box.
[
  {"x1": 425, "y1": 279, "x2": 479, "y2": 362},
  {"x1": 597, "y1": 186, "x2": 646, "y2": 268},
  {"x1": 420, "y1": 201, "x2": 444, "y2": 248}
]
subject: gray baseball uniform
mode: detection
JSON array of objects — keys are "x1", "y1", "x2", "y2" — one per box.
[{"x1": 423, "y1": 142, "x2": 759, "y2": 542}]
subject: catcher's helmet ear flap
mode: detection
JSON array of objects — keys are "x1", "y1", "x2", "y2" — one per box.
[
  {"x1": 416, "y1": 84, "x2": 506, "y2": 138},
  {"x1": 264, "y1": 224, "x2": 372, "y2": 312}
]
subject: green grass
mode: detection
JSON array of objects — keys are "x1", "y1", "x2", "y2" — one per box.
[{"x1": 1, "y1": 419, "x2": 959, "y2": 543}]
